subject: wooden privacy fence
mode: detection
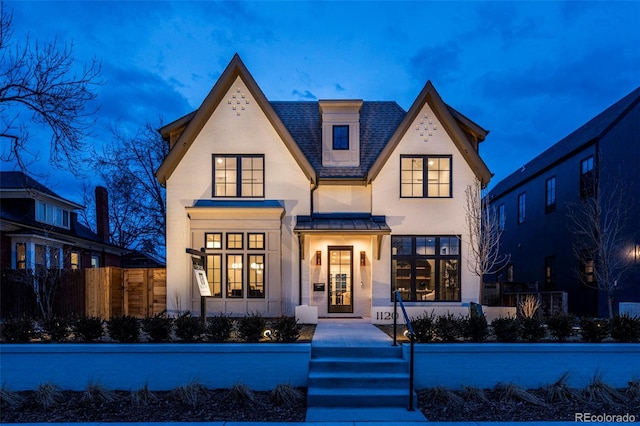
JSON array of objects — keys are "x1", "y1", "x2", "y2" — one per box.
[{"x1": 85, "y1": 267, "x2": 166, "y2": 319}]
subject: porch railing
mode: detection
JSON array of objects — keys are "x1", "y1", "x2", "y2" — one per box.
[{"x1": 393, "y1": 290, "x2": 416, "y2": 411}]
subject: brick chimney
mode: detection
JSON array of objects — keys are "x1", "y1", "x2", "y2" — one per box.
[{"x1": 95, "y1": 186, "x2": 109, "y2": 242}]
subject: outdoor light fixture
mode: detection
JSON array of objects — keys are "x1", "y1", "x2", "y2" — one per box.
[
  {"x1": 636, "y1": 244, "x2": 640, "y2": 264},
  {"x1": 360, "y1": 251, "x2": 366, "y2": 266},
  {"x1": 263, "y1": 329, "x2": 273, "y2": 340},
  {"x1": 315, "y1": 250, "x2": 322, "y2": 266}
]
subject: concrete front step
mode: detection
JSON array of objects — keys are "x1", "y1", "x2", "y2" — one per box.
[
  {"x1": 311, "y1": 345, "x2": 403, "y2": 359},
  {"x1": 308, "y1": 371, "x2": 409, "y2": 388},
  {"x1": 307, "y1": 343, "x2": 416, "y2": 409},
  {"x1": 307, "y1": 387, "x2": 416, "y2": 407},
  {"x1": 305, "y1": 407, "x2": 427, "y2": 422}
]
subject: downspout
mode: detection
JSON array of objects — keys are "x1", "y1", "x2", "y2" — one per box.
[{"x1": 299, "y1": 180, "x2": 319, "y2": 306}]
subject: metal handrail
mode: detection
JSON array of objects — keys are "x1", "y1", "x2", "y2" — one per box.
[{"x1": 393, "y1": 290, "x2": 415, "y2": 411}]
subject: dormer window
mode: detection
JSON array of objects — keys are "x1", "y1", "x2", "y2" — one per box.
[
  {"x1": 320, "y1": 100, "x2": 362, "y2": 167},
  {"x1": 333, "y1": 125, "x2": 349, "y2": 150}
]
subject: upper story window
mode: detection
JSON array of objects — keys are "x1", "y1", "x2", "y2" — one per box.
[
  {"x1": 35, "y1": 200, "x2": 70, "y2": 229},
  {"x1": 517, "y1": 192, "x2": 526, "y2": 224},
  {"x1": 498, "y1": 203, "x2": 506, "y2": 231},
  {"x1": 580, "y1": 155, "x2": 595, "y2": 198},
  {"x1": 213, "y1": 155, "x2": 264, "y2": 198},
  {"x1": 205, "y1": 233, "x2": 222, "y2": 249},
  {"x1": 545, "y1": 176, "x2": 556, "y2": 213},
  {"x1": 332, "y1": 125, "x2": 349, "y2": 150},
  {"x1": 400, "y1": 155, "x2": 451, "y2": 198}
]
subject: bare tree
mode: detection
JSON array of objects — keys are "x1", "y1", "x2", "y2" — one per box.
[
  {"x1": 464, "y1": 179, "x2": 510, "y2": 302},
  {"x1": 568, "y1": 181, "x2": 633, "y2": 318},
  {"x1": 81, "y1": 120, "x2": 167, "y2": 261},
  {"x1": 0, "y1": 3, "x2": 101, "y2": 172}
]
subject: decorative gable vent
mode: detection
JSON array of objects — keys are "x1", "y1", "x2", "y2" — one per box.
[{"x1": 319, "y1": 100, "x2": 363, "y2": 167}]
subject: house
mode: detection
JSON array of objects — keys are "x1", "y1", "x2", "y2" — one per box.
[
  {"x1": 156, "y1": 54, "x2": 495, "y2": 322},
  {"x1": 0, "y1": 172, "x2": 123, "y2": 271},
  {"x1": 487, "y1": 87, "x2": 640, "y2": 317}
]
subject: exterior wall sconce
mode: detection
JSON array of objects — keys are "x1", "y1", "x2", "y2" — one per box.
[
  {"x1": 360, "y1": 251, "x2": 366, "y2": 266},
  {"x1": 315, "y1": 250, "x2": 322, "y2": 266},
  {"x1": 636, "y1": 244, "x2": 640, "y2": 264}
]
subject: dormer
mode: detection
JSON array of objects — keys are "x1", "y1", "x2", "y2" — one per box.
[{"x1": 320, "y1": 99, "x2": 363, "y2": 167}]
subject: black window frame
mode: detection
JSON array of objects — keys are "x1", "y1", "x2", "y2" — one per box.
[
  {"x1": 544, "y1": 255, "x2": 556, "y2": 290},
  {"x1": 332, "y1": 125, "x2": 349, "y2": 150},
  {"x1": 391, "y1": 235, "x2": 461, "y2": 302},
  {"x1": 580, "y1": 155, "x2": 595, "y2": 198},
  {"x1": 545, "y1": 176, "x2": 556, "y2": 213},
  {"x1": 212, "y1": 154, "x2": 265, "y2": 198},
  {"x1": 498, "y1": 203, "x2": 505, "y2": 231},
  {"x1": 400, "y1": 155, "x2": 452, "y2": 199},
  {"x1": 205, "y1": 232, "x2": 223, "y2": 250},
  {"x1": 517, "y1": 192, "x2": 526, "y2": 224},
  {"x1": 247, "y1": 232, "x2": 265, "y2": 250}
]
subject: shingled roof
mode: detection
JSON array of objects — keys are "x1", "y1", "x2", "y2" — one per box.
[
  {"x1": 270, "y1": 101, "x2": 406, "y2": 179},
  {"x1": 489, "y1": 86, "x2": 640, "y2": 198}
]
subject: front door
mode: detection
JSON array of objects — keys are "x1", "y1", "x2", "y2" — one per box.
[{"x1": 328, "y1": 246, "x2": 353, "y2": 313}]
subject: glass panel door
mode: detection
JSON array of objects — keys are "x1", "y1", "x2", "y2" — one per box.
[{"x1": 328, "y1": 246, "x2": 353, "y2": 313}]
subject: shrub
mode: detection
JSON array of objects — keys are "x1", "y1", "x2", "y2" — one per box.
[
  {"x1": 269, "y1": 383, "x2": 303, "y2": 407},
  {"x1": 583, "y1": 372, "x2": 626, "y2": 404},
  {"x1": 174, "y1": 311, "x2": 205, "y2": 342},
  {"x1": 495, "y1": 382, "x2": 546, "y2": 406},
  {"x1": 610, "y1": 313, "x2": 640, "y2": 343},
  {"x1": 411, "y1": 311, "x2": 435, "y2": 343},
  {"x1": 491, "y1": 316, "x2": 521, "y2": 342},
  {"x1": 81, "y1": 381, "x2": 118, "y2": 404},
  {"x1": 141, "y1": 312, "x2": 174, "y2": 343},
  {"x1": 546, "y1": 313, "x2": 576, "y2": 342},
  {"x1": 35, "y1": 383, "x2": 62, "y2": 409},
  {"x1": 519, "y1": 317, "x2": 546, "y2": 342},
  {"x1": 543, "y1": 372, "x2": 582, "y2": 403},
  {"x1": 518, "y1": 294, "x2": 541, "y2": 319},
  {"x1": 172, "y1": 380, "x2": 205, "y2": 406},
  {"x1": 434, "y1": 313, "x2": 463, "y2": 342},
  {"x1": 227, "y1": 382, "x2": 256, "y2": 404},
  {"x1": 206, "y1": 314, "x2": 234, "y2": 342},
  {"x1": 462, "y1": 313, "x2": 489, "y2": 342},
  {"x1": 272, "y1": 315, "x2": 300, "y2": 343},
  {"x1": 107, "y1": 315, "x2": 140, "y2": 343},
  {"x1": 0, "y1": 385, "x2": 25, "y2": 408},
  {"x1": 0, "y1": 316, "x2": 34, "y2": 342},
  {"x1": 73, "y1": 316, "x2": 104, "y2": 342},
  {"x1": 580, "y1": 317, "x2": 610, "y2": 343},
  {"x1": 238, "y1": 312, "x2": 266, "y2": 343},
  {"x1": 41, "y1": 315, "x2": 71, "y2": 342}
]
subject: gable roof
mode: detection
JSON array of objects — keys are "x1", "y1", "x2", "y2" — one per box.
[
  {"x1": 156, "y1": 55, "x2": 491, "y2": 186},
  {"x1": 156, "y1": 54, "x2": 316, "y2": 185},
  {"x1": 0, "y1": 171, "x2": 83, "y2": 209},
  {"x1": 489, "y1": 86, "x2": 640, "y2": 199},
  {"x1": 368, "y1": 81, "x2": 491, "y2": 185}
]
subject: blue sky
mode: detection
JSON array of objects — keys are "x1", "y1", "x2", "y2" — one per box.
[{"x1": 2, "y1": 1, "x2": 639, "y2": 202}]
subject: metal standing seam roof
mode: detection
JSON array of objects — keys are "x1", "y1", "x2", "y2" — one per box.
[{"x1": 294, "y1": 213, "x2": 391, "y2": 233}]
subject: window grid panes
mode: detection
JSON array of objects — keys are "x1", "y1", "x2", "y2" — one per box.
[
  {"x1": 332, "y1": 125, "x2": 349, "y2": 150},
  {"x1": 391, "y1": 235, "x2": 461, "y2": 302},
  {"x1": 248, "y1": 254, "x2": 265, "y2": 298},
  {"x1": 400, "y1": 156, "x2": 451, "y2": 198},
  {"x1": 499, "y1": 204, "x2": 505, "y2": 231},
  {"x1": 205, "y1": 233, "x2": 222, "y2": 249},
  {"x1": 16, "y1": 243, "x2": 26, "y2": 269},
  {"x1": 248, "y1": 233, "x2": 265, "y2": 250},
  {"x1": 207, "y1": 254, "x2": 222, "y2": 297},
  {"x1": 226, "y1": 233, "x2": 243, "y2": 249},
  {"x1": 213, "y1": 155, "x2": 264, "y2": 198},
  {"x1": 227, "y1": 254, "x2": 243, "y2": 298}
]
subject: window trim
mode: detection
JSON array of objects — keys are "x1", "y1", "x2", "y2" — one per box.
[
  {"x1": 580, "y1": 155, "x2": 595, "y2": 198},
  {"x1": 212, "y1": 154, "x2": 265, "y2": 198},
  {"x1": 247, "y1": 253, "x2": 265, "y2": 298},
  {"x1": 399, "y1": 155, "x2": 452, "y2": 199},
  {"x1": 247, "y1": 232, "x2": 265, "y2": 250},
  {"x1": 226, "y1": 233, "x2": 244, "y2": 250}
]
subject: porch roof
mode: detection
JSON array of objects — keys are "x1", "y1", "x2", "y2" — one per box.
[{"x1": 294, "y1": 213, "x2": 390, "y2": 234}]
